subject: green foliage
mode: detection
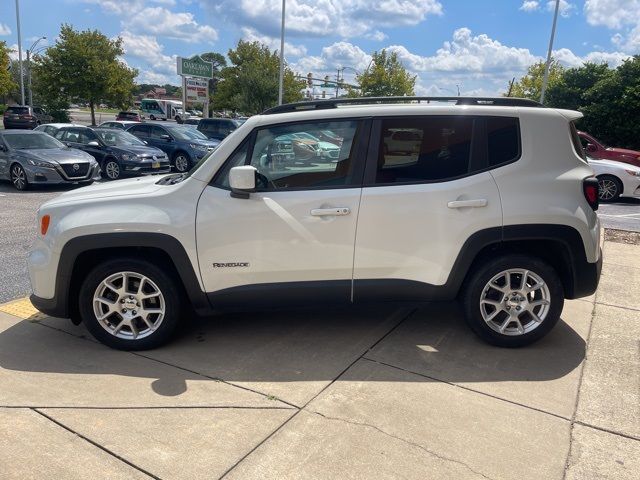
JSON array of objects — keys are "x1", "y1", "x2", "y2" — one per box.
[
  {"x1": 32, "y1": 24, "x2": 137, "y2": 124},
  {"x1": 213, "y1": 40, "x2": 305, "y2": 114},
  {"x1": 351, "y1": 50, "x2": 416, "y2": 97},
  {"x1": 544, "y1": 63, "x2": 612, "y2": 109},
  {"x1": 0, "y1": 42, "x2": 17, "y2": 98},
  {"x1": 0, "y1": 104, "x2": 7, "y2": 115},
  {"x1": 507, "y1": 59, "x2": 564, "y2": 100}
]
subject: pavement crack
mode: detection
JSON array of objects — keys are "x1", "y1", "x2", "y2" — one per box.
[
  {"x1": 32, "y1": 408, "x2": 161, "y2": 480},
  {"x1": 310, "y1": 410, "x2": 496, "y2": 480}
]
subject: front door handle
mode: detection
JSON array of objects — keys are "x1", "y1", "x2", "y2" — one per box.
[
  {"x1": 311, "y1": 207, "x2": 351, "y2": 216},
  {"x1": 447, "y1": 199, "x2": 488, "y2": 209}
]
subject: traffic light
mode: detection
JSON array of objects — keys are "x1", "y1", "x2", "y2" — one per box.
[{"x1": 307, "y1": 72, "x2": 313, "y2": 88}]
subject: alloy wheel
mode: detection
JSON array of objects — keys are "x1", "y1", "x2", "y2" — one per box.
[
  {"x1": 92, "y1": 271, "x2": 166, "y2": 340},
  {"x1": 174, "y1": 155, "x2": 189, "y2": 172},
  {"x1": 105, "y1": 161, "x2": 120, "y2": 180},
  {"x1": 597, "y1": 178, "x2": 618, "y2": 201},
  {"x1": 11, "y1": 164, "x2": 27, "y2": 190},
  {"x1": 479, "y1": 269, "x2": 551, "y2": 336}
]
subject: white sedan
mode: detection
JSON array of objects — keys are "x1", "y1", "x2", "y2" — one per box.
[{"x1": 588, "y1": 157, "x2": 640, "y2": 202}]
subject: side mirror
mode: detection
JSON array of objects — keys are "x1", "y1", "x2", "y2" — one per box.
[
  {"x1": 143, "y1": 140, "x2": 148, "y2": 145},
  {"x1": 229, "y1": 166, "x2": 257, "y2": 199},
  {"x1": 87, "y1": 140, "x2": 100, "y2": 147},
  {"x1": 586, "y1": 143, "x2": 597, "y2": 153},
  {"x1": 160, "y1": 134, "x2": 171, "y2": 141},
  {"x1": 0, "y1": 144, "x2": 6, "y2": 152}
]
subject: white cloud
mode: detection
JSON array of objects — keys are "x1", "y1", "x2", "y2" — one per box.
[
  {"x1": 7, "y1": 44, "x2": 19, "y2": 61},
  {"x1": 82, "y1": 0, "x2": 176, "y2": 15},
  {"x1": 520, "y1": 1, "x2": 540, "y2": 12},
  {"x1": 553, "y1": 47, "x2": 630, "y2": 67},
  {"x1": 584, "y1": 0, "x2": 640, "y2": 29},
  {"x1": 240, "y1": 27, "x2": 307, "y2": 57},
  {"x1": 120, "y1": 31, "x2": 178, "y2": 84},
  {"x1": 124, "y1": 7, "x2": 218, "y2": 43},
  {"x1": 292, "y1": 41, "x2": 371, "y2": 78},
  {"x1": 207, "y1": 0, "x2": 442, "y2": 40},
  {"x1": 0, "y1": 23, "x2": 11, "y2": 36},
  {"x1": 387, "y1": 28, "x2": 538, "y2": 74},
  {"x1": 547, "y1": 0, "x2": 575, "y2": 17}
]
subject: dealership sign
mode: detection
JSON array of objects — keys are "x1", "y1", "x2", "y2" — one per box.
[
  {"x1": 177, "y1": 55, "x2": 213, "y2": 79},
  {"x1": 186, "y1": 78, "x2": 209, "y2": 102}
]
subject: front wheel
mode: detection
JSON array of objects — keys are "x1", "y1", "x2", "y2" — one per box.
[
  {"x1": 10, "y1": 163, "x2": 28, "y2": 190},
  {"x1": 597, "y1": 175, "x2": 621, "y2": 202},
  {"x1": 102, "y1": 159, "x2": 121, "y2": 180},
  {"x1": 149, "y1": 115, "x2": 156, "y2": 121},
  {"x1": 78, "y1": 259, "x2": 181, "y2": 350},
  {"x1": 173, "y1": 153, "x2": 190, "y2": 172},
  {"x1": 462, "y1": 255, "x2": 564, "y2": 347}
]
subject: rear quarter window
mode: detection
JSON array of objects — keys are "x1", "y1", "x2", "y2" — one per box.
[
  {"x1": 487, "y1": 117, "x2": 520, "y2": 167},
  {"x1": 569, "y1": 121, "x2": 587, "y2": 161}
]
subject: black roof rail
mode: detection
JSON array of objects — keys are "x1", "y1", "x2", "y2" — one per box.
[{"x1": 262, "y1": 96, "x2": 543, "y2": 114}]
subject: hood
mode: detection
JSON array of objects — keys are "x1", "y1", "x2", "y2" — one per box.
[
  {"x1": 16, "y1": 148, "x2": 93, "y2": 165},
  {"x1": 110, "y1": 144, "x2": 165, "y2": 157},
  {"x1": 189, "y1": 139, "x2": 220, "y2": 148},
  {"x1": 589, "y1": 158, "x2": 640, "y2": 171},
  {"x1": 43, "y1": 175, "x2": 165, "y2": 207},
  {"x1": 606, "y1": 147, "x2": 640, "y2": 157},
  {"x1": 317, "y1": 141, "x2": 339, "y2": 151}
]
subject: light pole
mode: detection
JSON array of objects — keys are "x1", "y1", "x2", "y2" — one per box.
[
  {"x1": 277, "y1": 0, "x2": 286, "y2": 105},
  {"x1": 540, "y1": 0, "x2": 560, "y2": 104},
  {"x1": 27, "y1": 36, "x2": 46, "y2": 106},
  {"x1": 14, "y1": 0, "x2": 25, "y2": 105}
]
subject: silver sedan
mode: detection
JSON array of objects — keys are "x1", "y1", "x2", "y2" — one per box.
[{"x1": 0, "y1": 130, "x2": 101, "y2": 190}]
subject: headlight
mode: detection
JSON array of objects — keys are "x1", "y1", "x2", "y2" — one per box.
[
  {"x1": 189, "y1": 143, "x2": 207, "y2": 150},
  {"x1": 624, "y1": 169, "x2": 640, "y2": 177},
  {"x1": 121, "y1": 153, "x2": 134, "y2": 161},
  {"x1": 27, "y1": 159, "x2": 55, "y2": 168}
]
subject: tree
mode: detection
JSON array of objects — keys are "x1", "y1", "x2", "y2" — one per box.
[
  {"x1": 351, "y1": 50, "x2": 415, "y2": 97},
  {"x1": 545, "y1": 63, "x2": 612, "y2": 110},
  {"x1": 0, "y1": 42, "x2": 17, "y2": 99},
  {"x1": 213, "y1": 40, "x2": 304, "y2": 114},
  {"x1": 507, "y1": 59, "x2": 564, "y2": 101},
  {"x1": 32, "y1": 24, "x2": 137, "y2": 124}
]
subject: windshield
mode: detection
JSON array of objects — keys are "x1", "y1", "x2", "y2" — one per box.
[
  {"x1": 166, "y1": 126, "x2": 208, "y2": 141},
  {"x1": 4, "y1": 132, "x2": 65, "y2": 150},
  {"x1": 96, "y1": 130, "x2": 145, "y2": 146}
]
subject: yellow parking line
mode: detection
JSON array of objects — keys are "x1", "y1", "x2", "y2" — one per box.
[{"x1": 0, "y1": 297, "x2": 48, "y2": 321}]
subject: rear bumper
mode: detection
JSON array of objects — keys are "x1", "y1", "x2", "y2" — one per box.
[{"x1": 569, "y1": 247, "x2": 603, "y2": 299}]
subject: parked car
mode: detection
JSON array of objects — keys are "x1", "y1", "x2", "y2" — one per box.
[
  {"x1": 587, "y1": 156, "x2": 640, "y2": 202},
  {"x1": 2, "y1": 105, "x2": 53, "y2": 129},
  {"x1": 182, "y1": 118, "x2": 201, "y2": 126},
  {"x1": 196, "y1": 118, "x2": 242, "y2": 141},
  {"x1": 578, "y1": 131, "x2": 640, "y2": 168},
  {"x1": 98, "y1": 120, "x2": 140, "y2": 130},
  {"x1": 115, "y1": 111, "x2": 142, "y2": 122},
  {"x1": 54, "y1": 126, "x2": 170, "y2": 180},
  {"x1": 126, "y1": 123, "x2": 219, "y2": 172},
  {"x1": 28, "y1": 97, "x2": 602, "y2": 351},
  {"x1": 34, "y1": 123, "x2": 84, "y2": 136},
  {"x1": 0, "y1": 130, "x2": 99, "y2": 190}
]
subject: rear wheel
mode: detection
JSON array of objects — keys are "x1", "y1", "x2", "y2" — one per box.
[
  {"x1": 78, "y1": 258, "x2": 181, "y2": 350},
  {"x1": 597, "y1": 175, "x2": 621, "y2": 202},
  {"x1": 10, "y1": 163, "x2": 28, "y2": 191},
  {"x1": 149, "y1": 114, "x2": 156, "y2": 121},
  {"x1": 462, "y1": 254, "x2": 564, "y2": 347}
]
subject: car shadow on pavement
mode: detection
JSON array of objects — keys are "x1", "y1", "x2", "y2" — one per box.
[{"x1": 0, "y1": 302, "x2": 586, "y2": 399}]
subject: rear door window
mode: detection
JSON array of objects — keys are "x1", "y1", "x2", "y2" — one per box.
[{"x1": 7, "y1": 106, "x2": 29, "y2": 115}]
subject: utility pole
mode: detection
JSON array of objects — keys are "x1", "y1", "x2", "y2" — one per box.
[
  {"x1": 15, "y1": 0, "x2": 25, "y2": 105},
  {"x1": 277, "y1": 0, "x2": 285, "y2": 105},
  {"x1": 27, "y1": 37, "x2": 46, "y2": 106},
  {"x1": 540, "y1": 0, "x2": 560, "y2": 104}
]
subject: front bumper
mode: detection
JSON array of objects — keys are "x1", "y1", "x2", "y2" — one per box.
[
  {"x1": 25, "y1": 162, "x2": 101, "y2": 184},
  {"x1": 121, "y1": 157, "x2": 171, "y2": 175}
]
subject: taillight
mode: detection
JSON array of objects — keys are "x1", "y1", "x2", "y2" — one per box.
[{"x1": 583, "y1": 178, "x2": 599, "y2": 211}]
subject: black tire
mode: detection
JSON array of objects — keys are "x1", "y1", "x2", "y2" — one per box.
[
  {"x1": 102, "y1": 158, "x2": 122, "y2": 180},
  {"x1": 461, "y1": 254, "x2": 564, "y2": 347},
  {"x1": 10, "y1": 163, "x2": 28, "y2": 191},
  {"x1": 173, "y1": 152, "x2": 191, "y2": 172},
  {"x1": 149, "y1": 115, "x2": 156, "y2": 121},
  {"x1": 78, "y1": 258, "x2": 181, "y2": 350},
  {"x1": 597, "y1": 175, "x2": 622, "y2": 202}
]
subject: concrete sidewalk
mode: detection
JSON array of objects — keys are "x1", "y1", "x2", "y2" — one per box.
[{"x1": 0, "y1": 238, "x2": 638, "y2": 479}]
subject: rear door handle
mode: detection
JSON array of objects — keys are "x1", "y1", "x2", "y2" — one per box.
[
  {"x1": 447, "y1": 199, "x2": 488, "y2": 209},
  {"x1": 311, "y1": 207, "x2": 351, "y2": 216}
]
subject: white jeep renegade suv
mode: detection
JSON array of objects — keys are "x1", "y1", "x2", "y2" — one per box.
[{"x1": 28, "y1": 97, "x2": 603, "y2": 350}]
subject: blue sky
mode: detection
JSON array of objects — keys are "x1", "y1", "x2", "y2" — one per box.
[{"x1": 0, "y1": 0, "x2": 637, "y2": 95}]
